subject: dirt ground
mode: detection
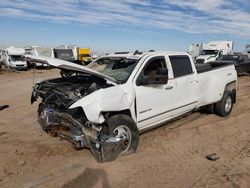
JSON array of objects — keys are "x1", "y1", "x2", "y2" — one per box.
[{"x1": 0, "y1": 69, "x2": 250, "y2": 188}]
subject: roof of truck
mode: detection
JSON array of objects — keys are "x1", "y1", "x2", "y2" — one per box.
[{"x1": 102, "y1": 51, "x2": 189, "y2": 60}]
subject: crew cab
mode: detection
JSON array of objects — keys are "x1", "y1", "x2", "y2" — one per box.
[
  {"x1": 215, "y1": 53, "x2": 250, "y2": 75},
  {"x1": 25, "y1": 51, "x2": 237, "y2": 162}
]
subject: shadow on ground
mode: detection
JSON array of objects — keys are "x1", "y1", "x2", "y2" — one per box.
[{"x1": 62, "y1": 168, "x2": 110, "y2": 188}]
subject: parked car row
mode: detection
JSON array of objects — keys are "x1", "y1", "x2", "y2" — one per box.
[
  {"x1": 0, "y1": 47, "x2": 28, "y2": 70},
  {"x1": 188, "y1": 41, "x2": 250, "y2": 75},
  {"x1": 188, "y1": 40, "x2": 234, "y2": 62},
  {"x1": 195, "y1": 41, "x2": 234, "y2": 64},
  {"x1": 0, "y1": 45, "x2": 97, "y2": 70}
]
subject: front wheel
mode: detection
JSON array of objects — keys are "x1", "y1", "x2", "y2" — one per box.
[
  {"x1": 215, "y1": 91, "x2": 233, "y2": 117},
  {"x1": 105, "y1": 114, "x2": 139, "y2": 155}
]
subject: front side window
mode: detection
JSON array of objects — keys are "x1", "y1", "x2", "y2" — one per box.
[
  {"x1": 137, "y1": 56, "x2": 167, "y2": 85},
  {"x1": 169, "y1": 55, "x2": 193, "y2": 78}
]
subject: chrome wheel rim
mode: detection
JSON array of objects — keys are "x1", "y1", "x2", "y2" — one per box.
[
  {"x1": 225, "y1": 96, "x2": 232, "y2": 113},
  {"x1": 113, "y1": 125, "x2": 132, "y2": 153}
]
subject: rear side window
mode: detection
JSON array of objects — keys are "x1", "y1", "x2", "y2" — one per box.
[{"x1": 169, "y1": 55, "x2": 193, "y2": 77}]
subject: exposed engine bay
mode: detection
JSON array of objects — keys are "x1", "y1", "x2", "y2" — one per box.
[
  {"x1": 31, "y1": 70, "x2": 127, "y2": 162},
  {"x1": 32, "y1": 70, "x2": 111, "y2": 109}
]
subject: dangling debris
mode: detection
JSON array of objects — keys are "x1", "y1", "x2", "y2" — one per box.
[
  {"x1": 0, "y1": 105, "x2": 9, "y2": 111},
  {"x1": 207, "y1": 153, "x2": 219, "y2": 161}
]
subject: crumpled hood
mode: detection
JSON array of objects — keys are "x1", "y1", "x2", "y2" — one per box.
[
  {"x1": 69, "y1": 84, "x2": 135, "y2": 124},
  {"x1": 24, "y1": 55, "x2": 118, "y2": 84}
]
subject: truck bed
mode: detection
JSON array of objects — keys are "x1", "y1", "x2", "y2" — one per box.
[
  {"x1": 196, "y1": 62, "x2": 236, "y2": 108},
  {"x1": 196, "y1": 62, "x2": 234, "y2": 74}
]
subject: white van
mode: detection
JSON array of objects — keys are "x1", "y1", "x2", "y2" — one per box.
[{"x1": 1, "y1": 47, "x2": 27, "y2": 70}]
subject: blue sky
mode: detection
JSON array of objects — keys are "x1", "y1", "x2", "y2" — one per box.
[{"x1": 0, "y1": 0, "x2": 250, "y2": 54}]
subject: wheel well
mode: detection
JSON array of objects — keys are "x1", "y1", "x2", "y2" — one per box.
[
  {"x1": 225, "y1": 81, "x2": 236, "y2": 92},
  {"x1": 103, "y1": 109, "x2": 132, "y2": 120},
  {"x1": 225, "y1": 81, "x2": 237, "y2": 103}
]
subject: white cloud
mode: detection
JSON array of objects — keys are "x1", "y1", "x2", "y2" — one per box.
[
  {"x1": 166, "y1": 0, "x2": 225, "y2": 11},
  {"x1": 0, "y1": 0, "x2": 250, "y2": 38}
]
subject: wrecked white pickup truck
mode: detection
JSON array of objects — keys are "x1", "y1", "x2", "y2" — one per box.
[{"x1": 25, "y1": 51, "x2": 237, "y2": 162}]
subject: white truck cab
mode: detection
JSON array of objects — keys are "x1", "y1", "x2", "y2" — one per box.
[
  {"x1": 1, "y1": 47, "x2": 27, "y2": 70},
  {"x1": 196, "y1": 41, "x2": 234, "y2": 64}
]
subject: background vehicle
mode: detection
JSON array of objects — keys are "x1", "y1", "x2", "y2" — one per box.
[
  {"x1": 215, "y1": 53, "x2": 250, "y2": 75},
  {"x1": 53, "y1": 45, "x2": 75, "y2": 63},
  {"x1": 78, "y1": 48, "x2": 92, "y2": 64},
  {"x1": 196, "y1": 41, "x2": 234, "y2": 64},
  {"x1": 54, "y1": 45, "x2": 92, "y2": 64},
  {"x1": 0, "y1": 49, "x2": 3, "y2": 69},
  {"x1": 1, "y1": 47, "x2": 27, "y2": 70},
  {"x1": 26, "y1": 51, "x2": 237, "y2": 162},
  {"x1": 53, "y1": 48, "x2": 75, "y2": 62},
  {"x1": 245, "y1": 44, "x2": 250, "y2": 59}
]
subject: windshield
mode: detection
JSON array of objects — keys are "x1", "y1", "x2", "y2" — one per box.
[
  {"x1": 201, "y1": 50, "x2": 219, "y2": 56},
  {"x1": 218, "y1": 55, "x2": 238, "y2": 61},
  {"x1": 10, "y1": 56, "x2": 24, "y2": 62},
  {"x1": 87, "y1": 57, "x2": 139, "y2": 83}
]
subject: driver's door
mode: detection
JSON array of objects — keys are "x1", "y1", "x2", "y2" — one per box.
[{"x1": 133, "y1": 56, "x2": 176, "y2": 130}]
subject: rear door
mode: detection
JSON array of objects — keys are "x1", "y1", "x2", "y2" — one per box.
[{"x1": 168, "y1": 55, "x2": 198, "y2": 116}]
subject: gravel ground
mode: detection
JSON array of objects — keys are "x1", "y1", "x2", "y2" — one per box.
[{"x1": 0, "y1": 69, "x2": 250, "y2": 188}]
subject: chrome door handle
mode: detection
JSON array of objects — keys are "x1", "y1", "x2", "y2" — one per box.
[{"x1": 165, "y1": 86, "x2": 173, "y2": 90}]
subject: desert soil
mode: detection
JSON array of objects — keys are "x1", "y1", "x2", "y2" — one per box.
[{"x1": 0, "y1": 69, "x2": 250, "y2": 188}]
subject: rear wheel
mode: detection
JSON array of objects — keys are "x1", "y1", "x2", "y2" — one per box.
[
  {"x1": 105, "y1": 114, "x2": 139, "y2": 155},
  {"x1": 215, "y1": 91, "x2": 233, "y2": 117}
]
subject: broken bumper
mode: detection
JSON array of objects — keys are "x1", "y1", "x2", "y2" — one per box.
[{"x1": 38, "y1": 108, "x2": 126, "y2": 162}]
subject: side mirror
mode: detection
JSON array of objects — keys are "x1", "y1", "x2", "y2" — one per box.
[
  {"x1": 136, "y1": 68, "x2": 168, "y2": 86},
  {"x1": 156, "y1": 67, "x2": 168, "y2": 76},
  {"x1": 154, "y1": 68, "x2": 168, "y2": 84},
  {"x1": 136, "y1": 74, "x2": 148, "y2": 86}
]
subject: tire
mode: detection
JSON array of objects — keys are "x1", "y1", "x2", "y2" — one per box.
[
  {"x1": 215, "y1": 91, "x2": 233, "y2": 117},
  {"x1": 105, "y1": 114, "x2": 139, "y2": 155}
]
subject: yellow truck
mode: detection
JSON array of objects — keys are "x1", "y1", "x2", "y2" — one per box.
[{"x1": 78, "y1": 48, "x2": 92, "y2": 64}]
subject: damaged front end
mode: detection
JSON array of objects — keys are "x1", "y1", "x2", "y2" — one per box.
[
  {"x1": 31, "y1": 70, "x2": 127, "y2": 162},
  {"x1": 38, "y1": 106, "x2": 127, "y2": 162}
]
